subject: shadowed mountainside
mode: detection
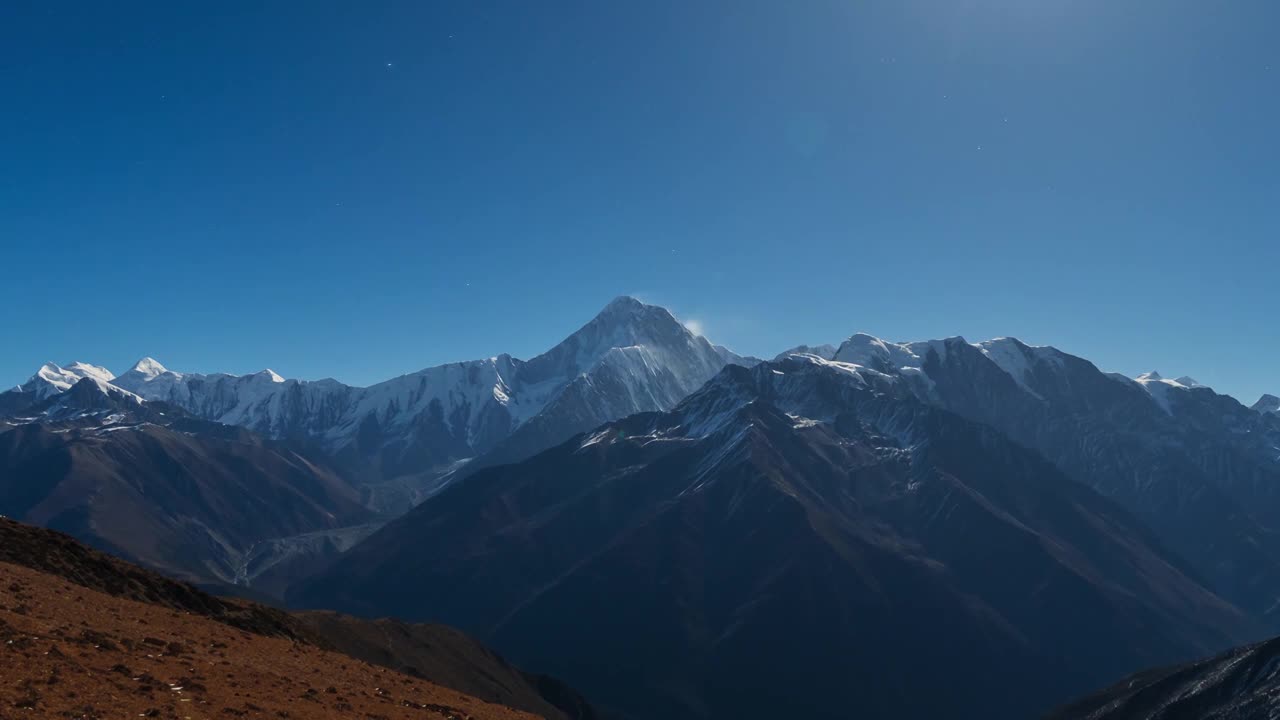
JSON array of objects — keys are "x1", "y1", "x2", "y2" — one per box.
[
  {"x1": 294, "y1": 357, "x2": 1254, "y2": 720},
  {"x1": 1049, "y1": 633, "x2": 1280, "y2": 720}
]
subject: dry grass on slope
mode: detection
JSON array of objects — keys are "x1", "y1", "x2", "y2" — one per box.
[{"x1": 0, "y1": 560, "x2": 542, "y2": 720}]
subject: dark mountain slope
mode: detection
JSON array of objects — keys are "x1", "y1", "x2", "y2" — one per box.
[
  {"x1": 870, "y1": 336, "x2": 1280, "y2": 621},
  {"x1": 1050, "y1": 634, "x2": 1280, "y2": 720},
  {"x1": 295, "y1": 358, "x2": 1251, "y2": 720},
  {"x1": 297, "y1": 612, "x2": 600, "y2": 720},
  {"x1": 0, "y1": 378, "x2": 375, "y2": 588}
]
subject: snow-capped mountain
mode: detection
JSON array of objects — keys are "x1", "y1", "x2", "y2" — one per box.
[
  {"x1": 463, "y1": 296, "x2": 748, "y2": 467},
  {"x1": 10, "y1": 361, "x2": 117, "y2": 401},
  {"x1": 1, "y1": 365, "x2": 141, "y2": 422},
  {"x1": 0, "y1": 375, "x2": 372, "y2": 590},
  {"x1": 111, "y1": 356, "x2": 201, "y2": 399},
  {"x1": 295, "y1": 354, "x2": 1251, "y2": 720},
  {"x1": 773, "y1": 332, "x2": 1280, "y2": 622},
  {"x1": 8, "y1": 301, "x2": 1280, "y2": 618},
  {"x1": 33, "y1": 376, "x2": 145, "y2": 422},
  {"x1": 1132, "y1": 370, "x2": 1208, "y2": 413},
  {"x1": 5, "y1": 297, "x2": 744, "y2": 502}
]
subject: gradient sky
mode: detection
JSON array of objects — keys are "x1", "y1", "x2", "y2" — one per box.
[{"x1": 2, "y1": 1, "x2": 1277, "y2": 404}]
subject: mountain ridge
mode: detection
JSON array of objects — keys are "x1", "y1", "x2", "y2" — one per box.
[
  {"x1": 5, "y1": 297, "x2": 743, "y2": 506},
  {"x1": 803, "y1": 332, "x2": 1280, "y2": 622},
  {"x1": 0, "y1": 377, "x2": 377, "y2": 590},
  {"x1": 293, "y1": 353, "x2": 1254, "y2": 719}
]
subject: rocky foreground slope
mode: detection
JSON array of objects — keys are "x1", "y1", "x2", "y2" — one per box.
[{"x1": 0, "y1": 517, "x2": 595, "y2": 720}]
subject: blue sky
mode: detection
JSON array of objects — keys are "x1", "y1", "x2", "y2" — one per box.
[{"x1": 2, "y1": 1, "x2": 1277, "y2": 403}]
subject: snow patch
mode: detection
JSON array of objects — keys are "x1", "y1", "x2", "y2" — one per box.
[
  {"x1": 23, "y1": 361, "x2": 119, "y2": 400},
  {"x1": 973, "y1": 338, "x2": 1062, "y2": 397},
  {"x1": 774, "y1": 344, "x2": 838, "y2": 361},
  {"x1": 1135, "y1": 371, "x2": 1199, "y2": 414},
  {"x1": 128, "y1": 357, "x2": 169, "y2": 377}
]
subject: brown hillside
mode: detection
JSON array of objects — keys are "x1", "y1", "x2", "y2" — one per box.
[
  {"x1": 0, "y1": 558, "x2": 540, "y2": 720},
  {"x1": 0, "y1": 517, "x2": 594, "y2": 720}
]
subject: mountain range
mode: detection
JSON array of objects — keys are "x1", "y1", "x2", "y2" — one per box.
[
  {"x1": 6, "y1": 296, "x2": 1280, "y2": 718},
  {"x1": 0, "y1": 298, "x2": 753, "y2": 593},
  {"x1": 0, "y1": 376, "x2": 376, "y2": 590},
  {"x1": 5, "y1": 297, "x2": 749, "y2": 511},
  {"x1": 292, "y1": 353, "x2": 1258, "y2": 719}
]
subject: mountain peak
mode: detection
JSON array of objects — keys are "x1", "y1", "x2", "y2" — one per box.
[
  {"x1": 25, "y1": 361, "x2": 118, "y2": 398},
  {"x1": 488, "y1": 296, "x2": 731, "y2": 437},
  {"x1": 39, "y1": 376, "x2": 146, "y2": 418},
  {"x1": 129, "y1": 357, "x2": 169, "y2": 377},
  {"x1": 1254, "y1": 394, "x2": 1280, "y2": 414},
  {"x1": 68, "y1": 375, "x2": 141, "y2": 401},
  {"x1": 1135, "y1": 371, "x2": 1206, "y2": 391},
  {"x1": 837, "y1": 332, "x2": 893, "y2": 354},
  {"x1": 546, "y1": 296, "x2": 690, "y2": 366},
  {"x1": 65, "y1": 361, "x2": 116, "y2": 381},
  {"x1": 774, "y1": 343, "x2": 838, "y2": 361},
  {"x1": 833, "y1": 333, "x2": 921, "y2": 371},
  {"x1": 603, "y1": 295, "x2": 645, "y2": 312},
  {"x1": 585, "y1": 295, "x2": 674, "y2": 330}
]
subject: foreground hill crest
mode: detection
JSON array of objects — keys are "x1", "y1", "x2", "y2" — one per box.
[{"x1": 0, "y1": 516, "x2": 596, "y2": 720}]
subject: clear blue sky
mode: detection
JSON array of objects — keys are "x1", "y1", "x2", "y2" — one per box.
[{"x1": 2, "y1": 1, "x2": 1277, "y2": 404}]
